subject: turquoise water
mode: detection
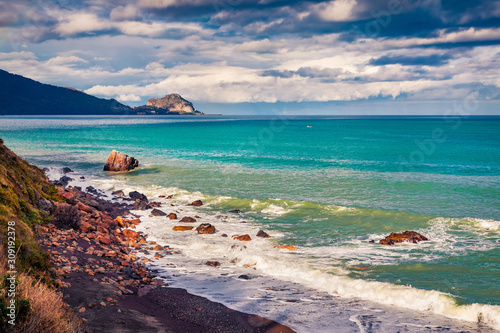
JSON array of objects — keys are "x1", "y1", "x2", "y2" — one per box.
[{"x1": 1, "y1": 116, "x2": 499, "y2": 316}]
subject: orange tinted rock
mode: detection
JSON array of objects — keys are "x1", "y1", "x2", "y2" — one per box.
[
  {"x1": 79, "y1": 221, "x2": 91, "y2": 233},
  {"x1": 115, "y1": 216, "x2": 125, "y2": 227},
  {"x1": 98, "y1": 236, "x2": 112, "y2": 245},
  {"x1": 256, "y1": 230, "x2": 270, "y2": 238},
  {"x1": 103, "y1": 150, "x2": 139, "y2": 172},
  {"x1": 232, "y1": 234, "x2": 251, "y2": 241},
  {"x1": 122, "y1": 229, "x2": 139, "y2": 239},
  {"x1": 77, "y1": 202, "x2": 94, "y2": 214},
  {"x1": 180, "y1": 216, "x2": 196, "y2": 223},
  {"x1": 273, "y1": 245, "x2": 295, "y2": 251},
  {"x1": 154, "y1": 245, "x2": 163, "y2": 251},
  {"x1": 172, "y1": 226, "x2": 194, "y2": 231},
  {"x1": 154, "y1": 252, "x2": 163, "y2": 258},
  {"x1": 379, "y1": 231, "x2": 429, "y2": 245},
  {"x1": 168, "y1": 213, "x2": 177, "y2": 220},
  {"x1": 196, "y1": 223, "x2": 215, "y2": 234},
  {"x1": 205, "y1": 261, "x2": 220, "y2": 267},
  {"x1": 190, "y1": 200, "x2": 204, "y2": 206}
]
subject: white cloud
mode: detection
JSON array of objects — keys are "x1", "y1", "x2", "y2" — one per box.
[
  {"x1": 310, "y1": 0, "x2": 363, "y2": 22},
  {"x1": 55, "y1": 13, "x2": 112, "y2": 36},
  {"x1": 110, "y1": 5, "x2": 141, "y2": 21},
  {"x1": 116, "y1": 93, "x2": 142, "y2": 102}
]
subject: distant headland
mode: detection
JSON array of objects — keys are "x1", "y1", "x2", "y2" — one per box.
[{"x1": 0, "y1": 69, "x2": 203, "y2": 116}]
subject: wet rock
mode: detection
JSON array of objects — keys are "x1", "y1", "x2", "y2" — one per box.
[
  {"x1": 232, "y1": 234, "x2": 251, "y2": 241},
  {"x1": 133, "y1": 199, "x2": 151, "y2": 210},
  {"x1": 61, "y1": 167, "x2": 73, "y2": 173},
  {"x1": 379, "y1": 230, "x2": 429, "y2": 245},
  {"x1": 205, "y1": 261, "x2": 220, "y2": 267},
  {"x1": 54, "y1": 175, "x2": 73, "y2": 187},
  {"x1": 112, "y1": 190, "x2": 125, "y2": 197},
  {"x1": 228, "y1": 209, "x2": 241, "y2": 214},
  {"x1": 196, "y1": 223, "x2": 215, "y2": 234},
  {"x1": 150, "y1": 208, "x2": 167, "y2": 217},
  {"x1": 273, "y1": 245, "x2": 295, "y2": 251},
  {"x1": 180, "y1": 216, "x2": 196, "y2": 223},
  {"x1": 172, "y1": 226, "x2": 194, "y2": 231},
  {"x1": 122, "y1": 229, "x2": 140, "y2": 239},
  {"x1": 149, "y1": 202, "x2": 162, "y2": 208},
  {"x1": 190, "y1": 200, "x2": 203, "y2": 206},
  {"x1": 103, "y1": 150, "x2": 139, "y2": 172},
  {"x1": 237, "y1": 274, "x2": 255, "y2": 280},
  {"x1": 168, "y1": 213, "x2": 177, "y2": 220},
  {"x1": 166, "y1": 195, "x2": 173, "y2": 199},
  {"x1": 256, "y1": 230, "x2": 270, "y2": 238},
  {"x1": 80, "y1": 176, "x2": 85, "y2": 180},
  {"x1": 221, "y1": 234, "x2": 228, "y2": 237},
  {"x1": 129, "y1": 191, "x2": 148, "y2": 202}
]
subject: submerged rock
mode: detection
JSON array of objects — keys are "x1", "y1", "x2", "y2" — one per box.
[
  {"x1": 205, "y1": 261, "x2": 220, "y2": 267},
  {"x1": 61, "y1": 167, "x2": 73, "y2": 173},
  {"x1": 190, "y1": 200, "x2": 203, "y2": 207},
  {"x1": 228, "y1": 209, "x2": 241, "y2": 214},
  {"x1": 379, "y1": 230, "x2": 429, "y2": 245},
  {"x1": 168, "y1": 213, "x2": 177, "y2": 220},
  {"x1": 103, "y1": 150, "x2": 138, "y2": 172},
  {"x1": 180, "y1": 216, "x2": 197, "y2": 223}
]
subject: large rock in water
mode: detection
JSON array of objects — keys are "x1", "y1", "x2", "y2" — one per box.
[
  {"x1": 379, "y1": 230, "x2": 428, "y2": 245},
  {"x1": 146, "y1": 93, "x2": 196, "y2": 113},
  {"x1": 103, "y1": 150, "x2": 138, "y2": 172}
]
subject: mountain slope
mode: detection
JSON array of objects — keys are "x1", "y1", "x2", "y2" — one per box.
[{"x1": 0, "y1": 69, "x2": 132, "y2": 115}]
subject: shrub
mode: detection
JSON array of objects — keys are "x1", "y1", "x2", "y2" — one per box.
[{"x1": 53, "y1": 203, "x2": 80, "y2": 230}]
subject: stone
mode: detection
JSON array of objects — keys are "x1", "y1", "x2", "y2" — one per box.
[
  {"x1": 150, "y1": 208, "x2": 167, "y2": 216},
  {"x1": 112, "y1": 190, "x2": 125, "y2": 197},
  {"x1": 154, "y1": 252, "x2": 163, "y2": 258},
  {"x1": 379, "y1": 230, "x2": 429, "y2": 245},
  {"x1": 133, "y1": 199, "x2": 151, "y2": 210},
  {"x1": 232, "y1": 234, "x2": 251, "y2": 241},
  {"x1": 196, "y1": 223, "x2": 215, "y2": 234},
  {"x1": 273, "y1": 245, "x2": 295, "y2": 251},
  {"x1": 154, "y1": 245, "x2": 163, "y2": 251},
  {"x1": 228, "y1": 209, "x2": 241, "y2": 214},
  {"x1": 129, "y1": 191, "x2": 148, "y2": 202},
  {"x1": 122, "y1": 229, "x2": 139, "y2": 239},
  {"x1": 190, "y1": 200, "x2": 203, "y2": 206},
  {"x1": 62, "y1": 167, "x2": 73, "y2": 173},
  {"x1": 168, "y1": 213, "x2": 177, "y2": 220},
  {"x1": 54, "y1": 175, "x2": 73, "y2": 187},
  {"x1": 172, "y1": 226, "x2": 194, "y2": 231},
  {"x1": 78, "y1": 307, "x2": 86, "y2": 313},
  {"x1": 180, "y1": 216, "x2": 196, "y2": 223},
  {"x1": 205, "y1": 261, "x2": 220, "y2": 267},
  {"x1": 103, "y1": 150, "x2": 139, "y2": 172},
  {"x1": 256, "y1": 230, "x2": 270, "y2": 238},
  {"x1": 77, "y1": 202, "x2": 94, "y2": 214}
]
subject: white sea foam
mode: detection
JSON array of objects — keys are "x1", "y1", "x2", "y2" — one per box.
[{"x1": 54, "y1": 174, "x2": 500, "y2": 332}]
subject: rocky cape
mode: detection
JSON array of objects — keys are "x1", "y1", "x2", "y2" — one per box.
[
  {"x1": 0, "y1": 69, "x2": 203, "y2": 116},
  {"x1": 133, "y1": 93, "x2": 204, "y2": 115}
]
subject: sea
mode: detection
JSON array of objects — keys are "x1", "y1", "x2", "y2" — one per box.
[{"x1": 0, "y1": 115, "x2": 499, "y2": 332}]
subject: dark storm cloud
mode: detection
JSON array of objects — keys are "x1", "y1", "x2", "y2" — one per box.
[{"x1": 369, "y1": 54, "x2": 452, "y2": 66}]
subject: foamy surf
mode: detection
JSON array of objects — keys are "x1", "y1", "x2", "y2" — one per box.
[{"x1": 45, "y1": 170, "x2": 500, "y2": 331}]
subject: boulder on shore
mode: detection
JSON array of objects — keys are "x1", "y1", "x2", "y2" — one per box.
[
  {"x1": 103, "y1": 150, "x2": 138, "y2": 172},
  {"x1": 379, "y1": 230, "x2": 428, "y2": 245}
]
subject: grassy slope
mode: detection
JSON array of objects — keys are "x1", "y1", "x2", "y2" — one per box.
[{"x1": 0, "y1": 138, "x2": 85, "y2": 332}]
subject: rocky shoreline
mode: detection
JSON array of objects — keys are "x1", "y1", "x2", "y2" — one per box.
[{"x1": 41, "y1": 177, "x2": 295, "y2": 332}]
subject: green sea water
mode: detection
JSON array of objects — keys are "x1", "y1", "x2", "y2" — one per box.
[{"x1": 1, "y1": 116, "x2": 499, "y2": 312}]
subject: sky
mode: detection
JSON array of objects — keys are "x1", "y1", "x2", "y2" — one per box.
[{"x1": 0, "y1": 0, "x2": 499, "y2": 115}]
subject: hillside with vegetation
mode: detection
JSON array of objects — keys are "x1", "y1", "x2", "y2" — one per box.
[{"x1": 0, "y1": 138, "x2": 85, "y2": 332}]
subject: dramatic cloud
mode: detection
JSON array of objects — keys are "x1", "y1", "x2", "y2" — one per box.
[{"x1": 0, "y1": 0, "x2": 499, "y2": 113}]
